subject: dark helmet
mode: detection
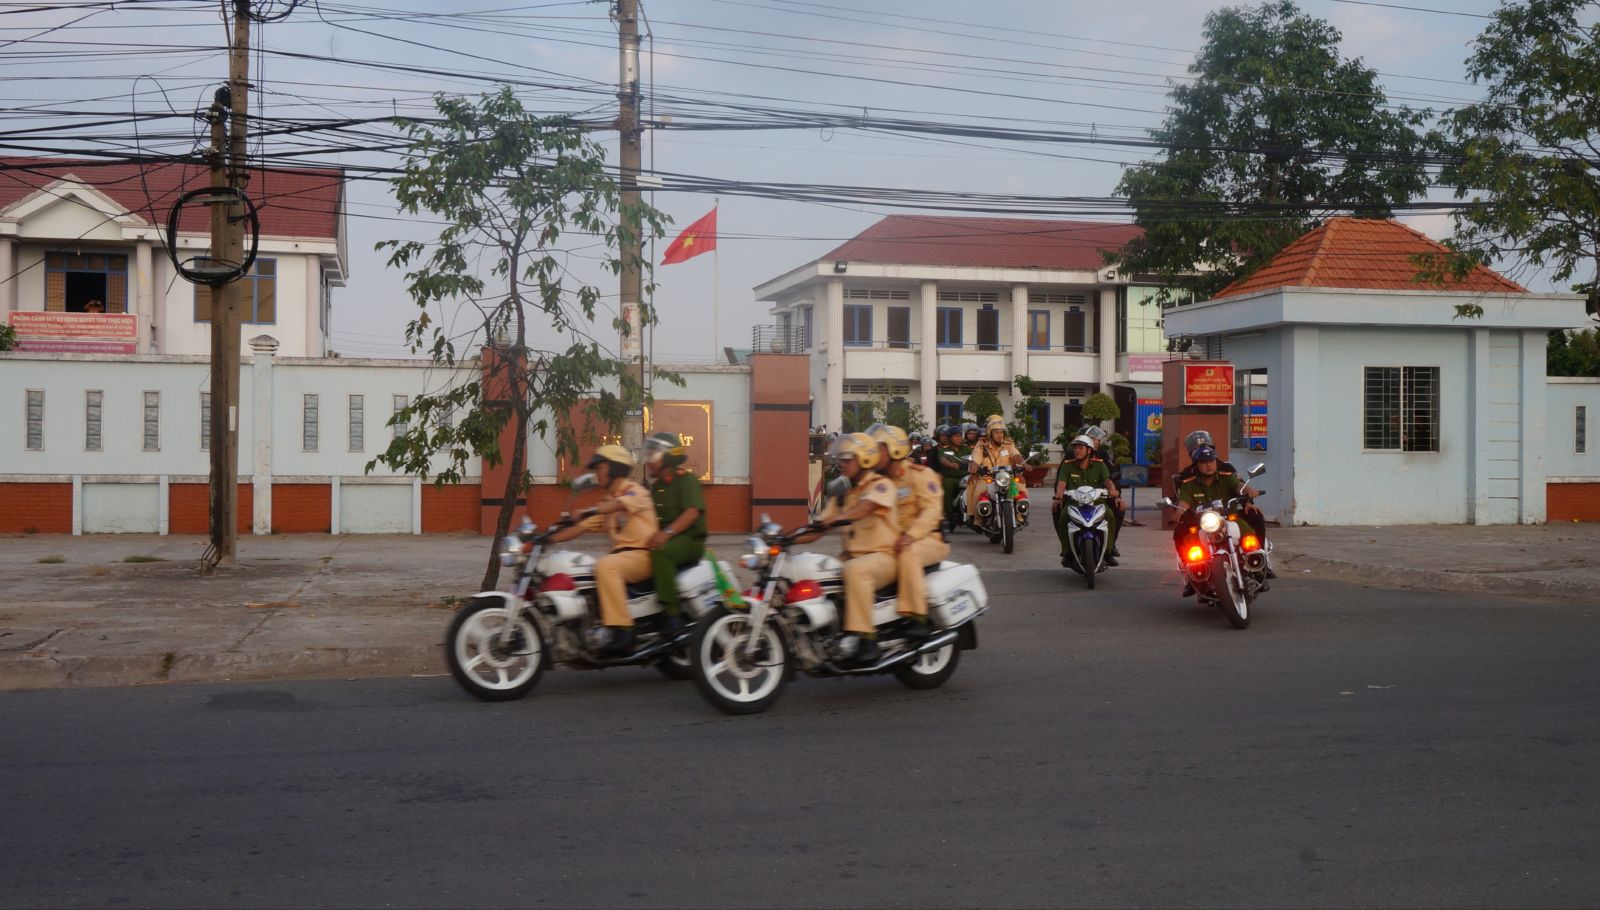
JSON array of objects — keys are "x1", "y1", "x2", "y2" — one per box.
[
  {"x1": 961, "y1": 422, "x2": 978, "y2": 437},
  {"x1": 1183, "y1": 430, "x2": 1213, "y2": 455},
  {"x1": 935, "y1": 424, "x2": 952, "y2": 439},
  {"x1": 1190, "y1": 444, "x2": 1218, "y2": 463}
]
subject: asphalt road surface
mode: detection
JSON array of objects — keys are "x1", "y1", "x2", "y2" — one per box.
[{"x1": 4, "y1": 526, "x2": 1599, "y2": 909}]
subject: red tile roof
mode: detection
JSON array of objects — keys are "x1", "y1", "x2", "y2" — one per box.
[
  {"x1": 0, "y1": 156, "x2": 342, "y2": 239},
  {"x1": 822, "y1": 215, "x2": 1141, "y2": 271},
  {"x1": 1211, "y1": 217, "x2": 1526, "y2": 300}
]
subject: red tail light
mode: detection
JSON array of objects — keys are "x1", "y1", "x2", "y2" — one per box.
[
  {"x1": 1241, "y1": 534, "x2": 1261, "y2": 552},
  {"x1": 979, "y1": 492, "x2": 991, "y2": 502},
  {"x1": 787, "y1": 579, "x2": 823, "y2": 602},
  {"x1": 1015, "y1": 488, "x2": 1028, "y2": 499},
  {"x1": 1185, "y1": 545, "x2": 1207, "y2": 564},
  {"x1": 539, "y1": 573, "x2": 576, "y2": 593}
]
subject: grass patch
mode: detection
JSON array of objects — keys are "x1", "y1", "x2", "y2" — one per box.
[
  {"x1": 36, "y1": 555, "x2": 66, "y2": 564},
  {"x1": 122, "y1": 554, "x2": 166, "y2": 564}
]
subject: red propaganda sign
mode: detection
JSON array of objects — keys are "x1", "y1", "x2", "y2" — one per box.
[
  {"x1": 9, "y1": 312, "x2": 137, "y2": 354},
  {"x1": 1182, "y1": 363, "x2": 1235, "y2": 406}
]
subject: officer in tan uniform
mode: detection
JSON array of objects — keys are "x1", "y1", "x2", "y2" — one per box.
[
  {"x1": 548, "y1": 444, "x2": 659, "y2": 655},
  {"x1": 865, "y1": 423, "x2": 949, "y2": 636},
  {"x1": 967, "y1": 414, "x2": 1025, "y2": 523},
  {"x1": 798, "y1": 432, "x2": 900, "y2": 666}
]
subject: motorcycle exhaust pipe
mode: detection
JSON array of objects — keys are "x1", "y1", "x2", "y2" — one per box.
[
  {"x1": 977, "y1": 499, "x2": 994, "y2": 518},
  {"x1": 1243, "y1": 552, "x2": 1266, "y2": 572},
  {"x1": 843, "y1": 628, "x2": 961, "y2": 674}
]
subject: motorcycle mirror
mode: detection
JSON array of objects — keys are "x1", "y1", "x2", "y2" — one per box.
[
  {"x1": 825, "y1": 475, "x2": 851, "y2": 499},
  {"x1": 570, "y1": 472, "x2": 598, "y2": 493},
  {"x1": 1157, "y1": 497, "x2": 1175, "y2": 508},
  {"x1": 1249, "y1": 463, "x2": 1267, "y2": 477}
]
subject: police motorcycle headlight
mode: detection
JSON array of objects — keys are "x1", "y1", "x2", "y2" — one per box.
[
  {"x1": 995, "y1": 469, "x2": 1012, "y2": 488},
  {"x1": 740, "y1": 535, "x2": 767, "y2": 570},
  {"x1": 1198, "y1": 510, "x2": 1224, "y2": 535},
  {"x1": 499, "y1": 535, "x2": 525, "y2": 567},
  {"x1": 1071, "y1": 487, "x2": 1098, "y2": 505}
]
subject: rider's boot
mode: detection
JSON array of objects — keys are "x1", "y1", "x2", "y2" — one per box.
[
  {"x1": 596, "y1": 625, "x2": 635, "y2": 656},
  {"x1": 897, "y1": 615, "x2": 934, "y2": 640},
  {"x1": 1181, "y1": 580, "x2": 1196, "y2": 598},
  {"x1": 1105, "y1": 553, "x2": 1119, "y2": 567},
  {"x1": 657, "y1": 609, "x2": 684, "y2": 637},
  {"x1": 839, "y1": 633, "x2": 879, "y2": 667}
]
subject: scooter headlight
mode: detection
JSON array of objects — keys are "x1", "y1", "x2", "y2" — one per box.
[
  {"x1": 1198, "y1": 510, "x2": 1224, "y2": 535},
  {"x1": 499, "y1": 535, "x2": 525, "y2": 566}
]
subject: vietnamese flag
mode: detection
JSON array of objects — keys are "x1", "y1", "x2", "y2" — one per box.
[{"x1": 660, "y1": 206, "x2": 717, "y2": 265}]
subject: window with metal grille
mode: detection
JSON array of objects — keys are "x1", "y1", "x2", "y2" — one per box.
[
  {"x1": 844, "y1": 288, "x2": 909, "y2": 300},
  {"x1": 45, "y1": 252, "x2": 128, "y2": 312},
  {"x1": 200, "y1": 392, "x2": 211, "y2": 451},
  {"x1": 841, "y1": 384, "x2": 909, "y2": 395},
  {"x1": 1578, "y1": 405, "x2": 1589, "y2": 455},
  {"x1": 348, "y1": 394, "x2": 365, "y2": 452},
  {"x1": 194, "y1": 258, "x2": 277, "y2": 324},
  {"x1": 938, "y1": 290, "x2": 1000, "y2": 303},
  {"x1": 142, "y1": 391, "x2": 160, "y2": 451},
  {"x1": 26, "y1": 389, "x2": 44, "y2": 450},
  {"x1": 302, "y1": 393, "x2": 319, "y2": 451},
  {"x1": 392, "y1": 394, "x2": 409, "y2": 438},
  {"x1": 936, "y1": 307, "x2": 963, "y2": 348},
  {"x1": 842, "y1": 304, "x2": 872, "y2": 346},
  {"x1": 1363, "y1": 366, "x2": 1439, "y2": 452},
  {"x1": 85, "y1": 390, "x2": 103, "y2": 451}
]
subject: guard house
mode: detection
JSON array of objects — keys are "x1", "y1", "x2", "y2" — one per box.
[{"x1": 1163, "y1": 217, "x2": 1594, "y2": 526}]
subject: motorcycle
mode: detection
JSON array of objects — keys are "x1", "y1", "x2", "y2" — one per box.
[
  {"x1": 970, "y1": 449, "x2": 1043, "y2": 553},
  {"x1": 444, "y1": 479, "x2": 738, "y2": 701},
  {"x1": 1058, "y1": 485, "x2": 1112, "y2": 588},
  {"x1": 687, "y1": 516, "x2": 990, "y2": 715},
  {"x1": 1158, "y1": 464, "x2": 1271, "y2": 629}
]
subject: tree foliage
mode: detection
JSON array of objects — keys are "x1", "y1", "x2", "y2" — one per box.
[
  {"x1": 1434, "y1": 0, "x2": 1600, "y2": 320},
  {"x1": 1113, "y1": 0, "x2": 1430, "y2": 302},
  {"x1": 963, "y1": 389, "x2": 1005, "y2": 425},
  {"x1": 1548, "y1": 329, "x2": 1600, "y2": 377},
  {"x1": 1007, "y1": 375, "x2": 1048, "y2": 455},
  {"x1": 1081, "y1": 392, "x2": 1122, "y2": 424},
  {"x1": 370, "y1": 87, "x2": 665, "y2": 588}
]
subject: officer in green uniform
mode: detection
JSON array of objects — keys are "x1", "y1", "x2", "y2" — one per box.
[
  {"x1": 933, "y1": 425, "x2": 964, "y2": 515},
  {"x1": 1052, "y1": 434, "x2": 1122, "y2": 566},
  {"x1": 643, "y1": 432, "x2": 707, "y2": 624},
  {"x1": 1171, "y1": 444, "x2": 1270, "y2": 595}
]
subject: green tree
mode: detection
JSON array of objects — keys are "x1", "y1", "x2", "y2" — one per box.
[
  {"x1": 370, "y1": 87, "x2": 665, "y2": 589},
  {"x1": 1007, "y1": 375, "x2": 1048, "y2": 456},
  {"x1": 0, "y1": 322, "x2": 16, "y2": 351},
  {"x1": 1433, "y1": 0, "x2": 1600, "y2": 320},
  {"x1": 1081, "y1": 392, "x2": 1121, "y2": 425},
  {"x1": 1112, "y1": 0, "x2": 1430, "y2": 302},
  {"x1": 1548, "y1": 329, "x2": 1600, "y2": 377},
  {"x1": 866, "y1": 384, "x2": 928, "y2": 434},
  {"x1": 963, "y1": 389, "x2": 1005, "y2": 426}
]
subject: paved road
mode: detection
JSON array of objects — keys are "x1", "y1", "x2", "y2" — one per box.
[{"x1": 4, "y1": 526, "x2": 1599, "y2": 909}]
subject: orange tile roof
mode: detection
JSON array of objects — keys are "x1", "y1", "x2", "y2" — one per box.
[
  {"x1": 1210, "y1": 217, "x2": 1526, "y2": 300},
  {"x1": 822, "y1": 215, "x2": 1141, "y2": 271}
]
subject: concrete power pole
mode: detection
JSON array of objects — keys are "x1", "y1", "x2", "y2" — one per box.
[
  {"x1": 205, "y1": 0, "x2": 252, "y2": 569},
  {"x1": 616, "y1": 0, "x2": 644, "y2": 451}
]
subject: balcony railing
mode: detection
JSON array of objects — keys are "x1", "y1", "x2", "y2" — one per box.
[
  {"x1": 843, "y1": 340, "x2": 922, "y2": 351},
  {"x1": 750, "y1": 324, "x2": 809, "y2": 354},
  {"x1": 935, "y1": 342, "x2": 1013, "y2": 352},
  {"x1": 1026, "y1": 343, "x2": 1098, "y2": 354}
]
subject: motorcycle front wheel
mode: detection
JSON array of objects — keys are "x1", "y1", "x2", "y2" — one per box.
[
  {"x1": 446, "y1": 597, "x2": 547, "y2": 701},
  {"x1": 1079, "y1": 536, "x2": 1098, "y2": 589},
  {"x1": 1001, "y1": 504, "x2": 1015, "y2": 554},
  {"x1": 690, "y1": 607, "x2": 791, "y2": 715},
  {"x1": 1214, "y1": 553, "x2": 1251, "y2": 629}
]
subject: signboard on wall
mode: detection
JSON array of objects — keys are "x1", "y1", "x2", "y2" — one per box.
[
  {"x1": 1248, "y1": 399, "x2": 1268, "y2": 451},
  {"x1": 1182, "y1": 363, "x2": 1235, "y2": 406},
  {"x1": 1134, "y1": 398, "x2": 1163, "y2": 466},
  {"x1": 8, "y1": 312, "x2": 136, "y2": 354},
  {"x1": 1126, "y1": 353, "x2": 1166, "y2": 374},
  {"x1": 645, "y1": 401, "x2": 714, "y2": 482}
]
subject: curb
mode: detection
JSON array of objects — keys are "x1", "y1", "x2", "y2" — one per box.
[
  {"x1": 0, "y1": 644, "x2": 443, "y2": 692},
  {"x1": 1277, "y1": 551, "x2": 1597, "y2": 603}
]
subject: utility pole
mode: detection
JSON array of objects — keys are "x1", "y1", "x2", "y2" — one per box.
[
  {"x1": 205, "y1": 0, "x2": 251, "y2": 569},
  {"x1": 616, "y1": 0, "x2": 644, "y2": 451}
]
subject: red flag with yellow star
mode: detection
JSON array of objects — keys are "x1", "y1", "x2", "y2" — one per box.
[{"x1": 660, "y1": 206, "x2": 717, "y2": 265}]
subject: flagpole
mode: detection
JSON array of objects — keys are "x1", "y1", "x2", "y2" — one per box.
[{"x1": 712, "y1": 199, "x2": 720, "y2": 362}]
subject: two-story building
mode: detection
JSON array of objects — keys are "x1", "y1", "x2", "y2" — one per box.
[
  {"x1": 753, "y1": 215, "x2": 1174, "y2": 444},
  {"x1": 1, "y1": 157, "x2": 346, "y2": 357}
]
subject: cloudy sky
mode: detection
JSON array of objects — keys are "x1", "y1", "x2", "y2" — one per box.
[{"x1": 5, "y1": 0, "x2": 1516, "y2": 362}]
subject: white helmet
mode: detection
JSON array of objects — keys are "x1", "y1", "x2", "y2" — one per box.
[{"x1": 1069, "y1": 434, "x2": 1097, "y2": 450}]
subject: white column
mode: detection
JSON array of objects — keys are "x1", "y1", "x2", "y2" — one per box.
[
  {"x1": 0, "y1": 237, "x2": 16, "y2": 312},
  {"x1": 134, "y1": 240, "x2": 154, "y2": 352},
  {"x1": 329, "y1": 476, "x2": 342, "y2": 535},
  {"x1": 1468, "y1": 328, "x2": 1492, "y2": 523},
  {"x1": 71, "y1": 474, "x2": 83, "y2": 536},
  {"x1": 1097, "y1": 286, "x2": 1117, "y2": 390},
  {"x1": 158, "y1": 474, "x2": 170, "y2": 535},
  {"x1": 305, "y1": 261, "x2": 322, "y2": 356},
  {"x1": 412, "y1": 477, "x2": 424, "y2": 535},
  {"x1": 1283, "y1": 326, "x2": 1320, "y2": 526},
  {"x1": 919, "y1": 279, "x2": 938, "y2": 421},
  {"x1": 1518, "y1": 328, "x2": 1547, "y2": 523},
  {"x1": 825, "y1": 277, "x2": 845, "y2": 432},
  {"x1": 249, "y1": 335, "x2": 279, "y2": 535},
  {"x1": 1010, "y1": 283, "x2": 1029, "y2": 387}
]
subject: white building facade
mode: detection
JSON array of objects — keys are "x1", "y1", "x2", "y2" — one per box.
[{"x1": 753, "y1": 216, "x2": 1172, "y2": 442}]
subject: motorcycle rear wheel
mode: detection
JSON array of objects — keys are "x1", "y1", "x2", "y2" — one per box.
[
  {"x1": 894, "y1": 638, "x2": 961, "y2": 689},
  {"x1": 690, "y1": 607, "x2": 791, "y2": 715},
  {"x1": 446, "y1": 597, "x2": 547, "y2": 701},
  {"x1": 654, "y1": 650, "x2": 694, "y2": 680}
]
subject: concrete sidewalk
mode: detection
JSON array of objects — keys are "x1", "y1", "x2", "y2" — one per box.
[{"x1": 2, "y1": 520, "x2": 1596, "y2": 691}]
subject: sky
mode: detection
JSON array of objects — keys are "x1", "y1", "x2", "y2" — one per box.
[{"x1": 2, "y1": 0, "x2": 1522, "y2": 363}]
